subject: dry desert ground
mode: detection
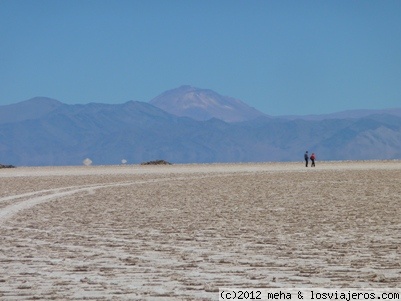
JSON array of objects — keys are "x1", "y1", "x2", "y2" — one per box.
[{"x1": 0, "y1": 161, "x2": 400, "y2": 300}]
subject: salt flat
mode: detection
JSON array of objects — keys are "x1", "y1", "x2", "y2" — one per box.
[{"x1": 0, "y1": 161, "x2": 400, "y2": 300}]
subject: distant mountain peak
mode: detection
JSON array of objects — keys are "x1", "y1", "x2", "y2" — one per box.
[
  {"x1": 149, "y1": 86, "x2": 265, "y2": 122},
  {"x1": 23, "y1": 96, "x2": 62, "y2": 105},
  {"x1": 0, "y1": 97, "x2": 63, "y2": 125}
]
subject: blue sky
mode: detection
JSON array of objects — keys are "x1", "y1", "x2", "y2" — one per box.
[{"x1": 1, "y1": 0, "x2": 400, "y2": 115}]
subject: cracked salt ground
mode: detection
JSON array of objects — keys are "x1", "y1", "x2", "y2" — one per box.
[{"x1": 0, "y1": 161, "x2": 400, "y2": 300}]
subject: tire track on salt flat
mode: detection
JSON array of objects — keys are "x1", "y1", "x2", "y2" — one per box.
[
  {"x1": 0, "y1": 181, "x2": 141, "y2": 212},
  {"x1": 0, "y1": 181, "x2": 134, "y2": 204},
  {"x1": 0, "y1": 173, "x2": 241, "y2": 224},
  {"x1": 0, "y1": 179, "x2": 171, "y2": 224}
]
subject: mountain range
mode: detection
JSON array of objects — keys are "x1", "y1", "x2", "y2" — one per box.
[{"x1": 1, "y1": 86, "x2": 401, "y2": 166}]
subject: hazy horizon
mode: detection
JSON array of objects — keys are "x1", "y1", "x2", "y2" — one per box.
[{"x1": 2, "y1": 87, "x2": 401, "y2": 118}]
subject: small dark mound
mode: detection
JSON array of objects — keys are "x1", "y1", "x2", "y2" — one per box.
[
  {"x1": 141, "y1": 160, "x2": 172, "y2": 165},
  {"x1": 0, "y1": 164, "x2": 15, "y2": 169}
]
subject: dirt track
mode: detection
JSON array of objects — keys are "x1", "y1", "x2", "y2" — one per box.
[{"x1": 0, "y1": 161, "x2": 400, "y2": 300}]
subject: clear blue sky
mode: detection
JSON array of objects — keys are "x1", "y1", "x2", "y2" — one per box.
[{"x1": 1, "y1": 0, "x2": 400, "y2": 115}]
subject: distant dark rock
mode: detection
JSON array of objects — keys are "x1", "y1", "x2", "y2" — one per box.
[
  {"x1": 0, "y1": 164, "x2": 15, "y2": 169},
  {"x1": 141, "y1": 160, "x2": 172, "y2": 165}
]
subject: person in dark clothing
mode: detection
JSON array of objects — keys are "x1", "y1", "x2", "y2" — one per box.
[
  {"x1": 304, "y1": 151, "x2": 309, "y2": 167},
  {"x1": 310, "y1": 153, "x2": 316, "y2": 167}
]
